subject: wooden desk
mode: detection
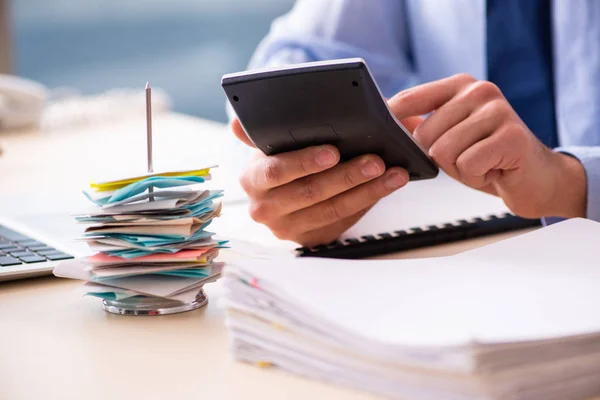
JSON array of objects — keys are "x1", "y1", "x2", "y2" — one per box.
[{"x1": 0, "y1": 114, "x2": 541, "y2": 400}]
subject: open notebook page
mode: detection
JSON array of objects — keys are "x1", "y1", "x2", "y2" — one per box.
[{"x1": 342, "y1": 172, "x2": 509, "y2": 239}]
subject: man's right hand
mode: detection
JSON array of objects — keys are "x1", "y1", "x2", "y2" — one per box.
[{"x1": 231, "y1": 119, "x2": 409, "y2": 247}]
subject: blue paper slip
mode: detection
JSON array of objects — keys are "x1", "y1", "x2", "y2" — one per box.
[
  {"x1": 103, "y1": 240, "x2": 229, "y2": 258},
  {"x1": 83, "y1": 176, "x2": 206, "y2": 206}
]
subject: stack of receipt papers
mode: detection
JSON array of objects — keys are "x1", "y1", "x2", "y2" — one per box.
[
  {"x1": 222, "y1": 218, "x2": 600, "y2": 400},
  {"x1": 54, "y1": 166, "x2": 227, "y2": 304}
]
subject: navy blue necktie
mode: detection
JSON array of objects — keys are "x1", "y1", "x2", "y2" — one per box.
[{"x1": 486, "y1": 0, "x2": 558, "y2": 148}]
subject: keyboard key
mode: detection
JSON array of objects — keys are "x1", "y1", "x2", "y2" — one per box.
[
  {"x1": 10, "y1": 251, "x2": 37, "y2": 258},
  {"x1": 0, "y1": 226, "x2": 29, "y2": 241},
  {"x1": 16, "y1": 239, "x2": 43, "y2": 246},
  {"x1": 27, "y1": 245, "x2": 55, "y2": 252},
  {"x1": 19, "y1": 255, "x2": 47, "y2": 264},
  {"x1": 44, "y1": 252, "x2": 74, "y2": 261},
  {"x1": 0, "y1": 245, "x2": 22, "y2": 252},
  {"x1": 0, "y1": 256, "x2": 22, "y2": 266},
  {"x1": 36, "y1": 248, "x2": 60, "y2": 256},
  {"x1": 0, "y1": 243, "x2": 19, "y2": 250}
]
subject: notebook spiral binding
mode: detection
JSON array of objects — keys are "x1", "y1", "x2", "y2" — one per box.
[{"x1": 295, "y1": 212, "x2": 542, "y2": 259}]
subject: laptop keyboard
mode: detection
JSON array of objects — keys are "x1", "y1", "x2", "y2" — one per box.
[{"x1": 0, "y1": 225, "x2": 74, "y2": 267}]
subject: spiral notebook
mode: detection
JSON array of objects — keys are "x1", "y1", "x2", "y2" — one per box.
[{"x1": 296, "y1": 173, "x2": 542, "y2": 259}]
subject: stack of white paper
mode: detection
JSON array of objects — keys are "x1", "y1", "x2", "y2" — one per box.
[
  {"x1": 222, "y1": 219, "x2": 600, "y2": 400},
  {"x1": 54, "y1": 167, "x2": 227, "y2": 304}
]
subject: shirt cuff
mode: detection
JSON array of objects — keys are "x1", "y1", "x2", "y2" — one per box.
[
  {"x1": 554, "y1": 146, "x2": 600, "y2": 222},
  {"x1": 541, "y1": 216, "x2": 564, "y2": 226}
]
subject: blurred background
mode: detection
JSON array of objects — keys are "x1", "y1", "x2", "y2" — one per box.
[{"x1": 9, "y1": 0, "x2": 295, "y2": 122}]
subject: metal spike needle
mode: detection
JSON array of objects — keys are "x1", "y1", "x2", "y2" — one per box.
[{"x1": 146, "y1": 82, "x2": 154, "y2": 200}]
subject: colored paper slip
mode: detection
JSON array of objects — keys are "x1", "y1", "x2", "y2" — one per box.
[
  {"x1": 88, "y1": 248, "x2": 219, "y2": 265},
  {"x1": 90, "y1": 167, "x2": 214, "y2": 191}
]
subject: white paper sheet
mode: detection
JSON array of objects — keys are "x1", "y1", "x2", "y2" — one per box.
[{"x1": 226, "y1": 219, "x2": 600, "y2": 347}]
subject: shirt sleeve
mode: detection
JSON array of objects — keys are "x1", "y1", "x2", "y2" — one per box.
[
  {"x1": 248, "y1": 0, "x2": 417, "y2": 97},
  {"x1": 553, "y1": 146, "x2": 600, "y2": 222}
]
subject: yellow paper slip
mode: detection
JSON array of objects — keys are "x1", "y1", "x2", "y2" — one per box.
[{"x1": 90, "y1": 168, "x2": 212, "y2": 192}]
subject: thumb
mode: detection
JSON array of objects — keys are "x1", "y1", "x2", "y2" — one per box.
[{"x1": 230, "y1": 118, "x2": 256, "y2": 148}]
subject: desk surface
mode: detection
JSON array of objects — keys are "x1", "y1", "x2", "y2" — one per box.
[{"x1": 0, "y1": 114, "x2": 535, "y2": 400}]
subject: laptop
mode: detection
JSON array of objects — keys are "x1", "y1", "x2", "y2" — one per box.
[{"x1": 0, "y1": 195, "x2": 89, "y2": 282}]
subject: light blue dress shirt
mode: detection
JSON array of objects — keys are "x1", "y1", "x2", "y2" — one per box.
[{"x1": 237, "y1": 0, "x2": 600, "y2": 222}]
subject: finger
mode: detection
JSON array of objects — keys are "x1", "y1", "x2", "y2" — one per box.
[
  {"x1": 294, "y1": 208, "x2": 372, "y2": 247},
  {"x1": 263, "y1": 154, "x2": 386, "y2": 216},
  {"x1": 413, "y1": 81, "x2": 504, "y2": 149},
  {"x1": 388, "y1": 73, "x2": 476, "y2": 120},
  {"x1": 428, "y1": 99, "x2": 509, "y2": 179},
  {"x1": 230, "y1": 118, "x2": 255, "y2": 147},
  {"x1": 455, "y1": 123, "x2": 528, "y2": 189},
  {"x1": 240, "y1": 145, "x2": 340, "y2": 194},
  {"x1": 281, "y1": 167, "x2": 409, "y2": 233}
]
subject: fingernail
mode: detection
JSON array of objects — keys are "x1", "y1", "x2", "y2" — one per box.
[
  {"x1": 361, "y1": 160, "x2": 381, "y2": 178},
  {"x1": 384, "y1": 173, "x2": 407, "y2": 190},
  {"x1": 315, "y1": 149, "x2": 337, "y2": 167}
]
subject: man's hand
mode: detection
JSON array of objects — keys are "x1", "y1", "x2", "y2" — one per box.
[
  {"x1": 230, "y1": 119, "x2": 409, "y2": 247},
  {"x1": 388, "y1": 73, "x2": 587, "y2": 219}
]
